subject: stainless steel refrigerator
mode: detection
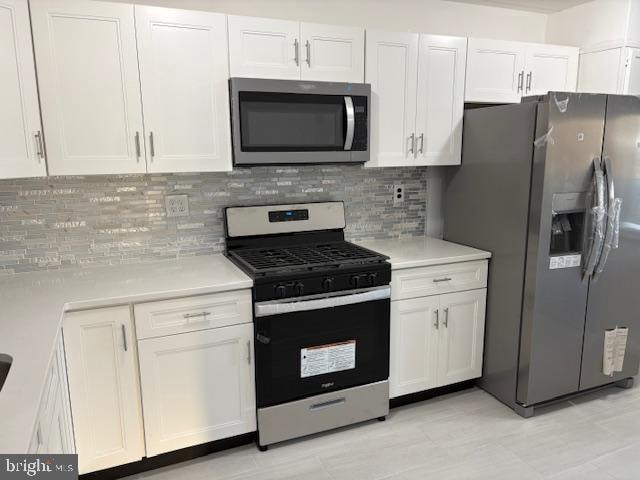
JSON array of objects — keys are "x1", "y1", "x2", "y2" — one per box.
[{"x1": 444, "y1": 93, "x2": 640, "y2": 417}]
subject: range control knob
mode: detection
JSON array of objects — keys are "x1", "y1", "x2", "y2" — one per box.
[
  {"x1": 367, "y1": 273, "x2": 378, "y2": 286},
  {"x1": 294, "y1": 282, "x2": 305, "y2": 296},
  {"x1": 350, "y1": 275, "x2": 361, "y2": 289},
  {"x1": 322, "y1": 278, "x2": 334, "y2": 291},
  {"x1": 275, "y1": 285, "x2": 287, "y2": 298}
]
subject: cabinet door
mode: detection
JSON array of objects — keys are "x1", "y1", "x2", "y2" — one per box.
[
  {"x1": 63, "y1": 307, "x2": 144, "y2": 474},
  {"x1": 437, "y1": 290, "x2": 486, "y2": 387},
  {"x1": 138, "y1": 323, "x2": 256, "y2": 457},
  {"x1": 525, "y1": 44, "x2": 579, "y2": 96},
  {"x1": 365, "y1": 30, "x2": 418, "y2": 167},
  {"x1": 299, "y1": 23, "x2": 364, "y2": 82},
  {"x1": 465, "y1": 38, "x2": 526, "y2": 103},
  {"x1": 578, "y1": 48, "x2": 626, "y2": 94},
  {"x1": 623, "y1": 48, "x2": 640, "y2": 94},
  {"x1": 415, "y1": 35, "x2": 466, "y2": 166},
  {"x1": 136, "y1": 6, "x2": 231, "y2": 173},
  {"x1": 0, "y1": 0, "x2": 46, "y2": 178},
  {"x1": 30, "y1": 0, "x2": 145, "y2": 175},
  {"x1": 390, "y1": 296, "x2": 439, "y2": 398},
  {"x1": 228, "y1": 15, "x2": 300, "y2": 79}
]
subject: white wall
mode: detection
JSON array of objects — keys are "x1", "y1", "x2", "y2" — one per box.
[
  {"x1": 546, "y1": 0, "x2": 630, "y2": 49},
  {"x1": 108, "y1": 0, "x2": 547, "y2": 42}
]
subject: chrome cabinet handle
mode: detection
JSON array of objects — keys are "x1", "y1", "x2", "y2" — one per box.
[
  {"x1": 121, "y1": 324, "x2": 128, "y2": 352},
  {"x1": 246, "y1": 340, "x2": 252, "y2": 364},
  {"x1": 417, "y1": 133, "x2": 424, "y2": 155},
  {"x1": 443, "y1": 307, "x2": 449, "y2": 328},
  {"x1": 34, "y1": 131, "x2": 44, "y2": 160},
  {"x1": 305, "y1": 40, "x2": 311, "y2": 66},
  {"x1": 149, "y1": 132, "x2": 155, "y2": 160},
  {"x1": 434, "y1": 309, "x2": 439, "y2": 329},
  {"x1": 135, "y1": 132, "x2": 141, "y2": 161},
  {"x1": 408, "y1": 133, "x2": 415, "y2": 155},
  {"x1": 183, "y1": 312, "x2": 210, "y2": 321},
  {"x1": 526, "y1": 71, "x2": 532, "y2": 93},
  {"x1": 294, "y1": 39, "x2": 299, "y2": 66},
  {"x1": 517, "y1": 71, "x2": 524, "y2": 93},
  {"x1": 433, "y1": 277, "x2": 452, "y2": 283}
]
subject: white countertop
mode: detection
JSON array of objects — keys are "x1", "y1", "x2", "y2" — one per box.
[
  {"x1": 0, "y1": 254, "x2": 252, "y2": 454},
  {"x1": 359, "y1": 237, "x2": 491, "y2": 269}
]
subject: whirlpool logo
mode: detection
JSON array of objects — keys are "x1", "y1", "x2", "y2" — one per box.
[
  {"x1": 2, "y1": 455, "x2": 77, "y2": 479},
  {"x1": 321, "y1": 382, "x2": 335, "y2": 388}
]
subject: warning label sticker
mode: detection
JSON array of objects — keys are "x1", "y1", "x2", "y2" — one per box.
[{"x1": 301, "y1": 340, "x2": 356, "y2": 378}]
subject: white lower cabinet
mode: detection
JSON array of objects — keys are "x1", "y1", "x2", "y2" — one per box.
[
  {"x1": 137, "y1": 323, "x2": 256, "y2": 457},
  {"x1": 63, "y1": 306, "x2": 145, "y2": 474},
  {"x1": 390, "y1": 263, "x2": 487, "y2": 398},
  {"x1": 436, "y1": 290, "x2": 487, "y2": 387},
  {"x1": 29, "y1": 335, "x2": 75, "y2": 454},
  {"x1": 390, "y1": 296, "x2": 440, "y2": 397}
]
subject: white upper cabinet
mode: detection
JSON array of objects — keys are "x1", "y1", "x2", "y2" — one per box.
[
  {"x1": 0, "y1": 0, "x2": 46, "y2": 179},
  {"x1": 465, "y1": 38, "x2": 526, "y2": 103},
  {"x1": 299, "y1": 22, "x2": 364, "y2": 82},
  {"x1": 466, "y1": 38, "x2": 579, "y2": 103},
  {"x1": 414, "y1": 35, "x2": 466, "y2": 166},
  {"x1": 625, "y1": 48, "x2": 640, "y2": 94},
  {"x1": 578, "y1": 46, "x2": 640, "y2": 95},
  {"x1": 228, "y1": 16, "x2": 364, "y2": 82},
  {"x1": 525, "y1": 44, "x2": 578, "y2": 96},
  {"x1": 366, "y1": 31, "x2": 465, "y2": 167},
  {"x1": 30, "y1": 0, "x2": 146, "y2": 175},
  {"x1": 365, "y1": 30, "x2": 419, "y2": 167},
  {"x1": 228, "y1": 15, "x2": 300, "y2": 79},
  {"x1": 136, "y1": 6, "x2": 231, "y2": 173}
]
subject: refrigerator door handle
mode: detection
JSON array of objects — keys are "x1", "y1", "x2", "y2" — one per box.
[
  {"x1": 593, "y1": 156, "x2": 622, "y2": 280},
  {"x1": 583, "y1": 157, "x2": 607, "y2": 281}
]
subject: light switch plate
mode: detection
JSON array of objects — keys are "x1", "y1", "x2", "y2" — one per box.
[{"x1": 165, "y1": 195, "x2": 189, "y2": 217}]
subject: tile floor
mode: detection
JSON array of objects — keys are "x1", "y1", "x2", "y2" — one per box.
[{"x1": 128, "y1": 381, "x2": 640, "y2": 480}]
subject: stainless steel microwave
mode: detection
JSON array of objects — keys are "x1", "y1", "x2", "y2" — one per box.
[{"x1": 229, "y1": 78, "x2": 370, "y2": 166}]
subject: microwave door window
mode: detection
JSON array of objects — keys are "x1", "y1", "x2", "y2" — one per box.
[{"x1": 239, "y1": 92, "x2": 345, "y2": 151}]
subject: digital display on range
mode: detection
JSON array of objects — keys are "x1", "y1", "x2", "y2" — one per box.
[{"x1": 268, "y1": 209, "x2": 309, "y2": 222}]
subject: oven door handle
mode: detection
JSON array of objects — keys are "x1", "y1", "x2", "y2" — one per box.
[
  {"x1": 344, "y1": 96, "x2": 355, "y2": 151},
  {"x1": 255, "y1": 286, "x2": 390, "y2": 317}
]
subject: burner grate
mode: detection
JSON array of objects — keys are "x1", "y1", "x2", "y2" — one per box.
[{"x1": 228, "y1": 241, "x2": 387, "y2": 275}]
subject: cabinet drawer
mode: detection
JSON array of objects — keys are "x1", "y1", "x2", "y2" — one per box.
[
  {"x1": 391, "y1": 260, "x2": 488, "y2": 300},
  {"x1": 134, "y1": 290, "x2": 252, "y2": 340}
]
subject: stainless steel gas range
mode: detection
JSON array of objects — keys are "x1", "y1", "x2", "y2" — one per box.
[{"x1": 224, "y1": 201, "x2": 391, "y2": 450}]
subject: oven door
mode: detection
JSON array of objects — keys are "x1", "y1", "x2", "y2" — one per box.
[
  {"x1": 230, "y1": 78, "x2": 369, "y2": 165},
  {"x1": 254, "y1": 287, "x2": 390, "y2": 408}
]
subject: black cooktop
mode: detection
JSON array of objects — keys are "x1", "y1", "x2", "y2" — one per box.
[{"x1": 227, "y1": 241, "x2": 388, "y2": 276}]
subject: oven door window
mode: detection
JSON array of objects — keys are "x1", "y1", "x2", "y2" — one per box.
[
  {"x1": 239, "y1": 92, "x2": 345, "y2": 152},
  {"x1": 254, "y1": 298, "x2": 390, "y2": 408}
]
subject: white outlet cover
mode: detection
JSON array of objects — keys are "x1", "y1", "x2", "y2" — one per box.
[
  {"x1": 393, "y1": 184, "x2": 405, "y2": 206},
  {"x1": 165, "y1": 195, "x2": 189, "y2": 218}
]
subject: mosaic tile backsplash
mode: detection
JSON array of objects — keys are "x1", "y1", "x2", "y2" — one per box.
[{"x1": 0, "y1": 165, "x2": 427, "y2": 275}]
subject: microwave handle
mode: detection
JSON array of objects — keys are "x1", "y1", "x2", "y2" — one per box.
[{"x1": 344, "y1": 96, "x2": 355, "y2": 151}]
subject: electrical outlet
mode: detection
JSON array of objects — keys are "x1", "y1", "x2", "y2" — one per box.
[
  {"x1": 165, "y1": 195, "x2": 189, "y2": 218},
  {"x1": 393, "y1": 184, "x2": 405, "y2": 206}
]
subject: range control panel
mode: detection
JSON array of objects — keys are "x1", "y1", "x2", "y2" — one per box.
[{"x1": 268, "y1": 209, "x2": 309, "y2": 223}]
